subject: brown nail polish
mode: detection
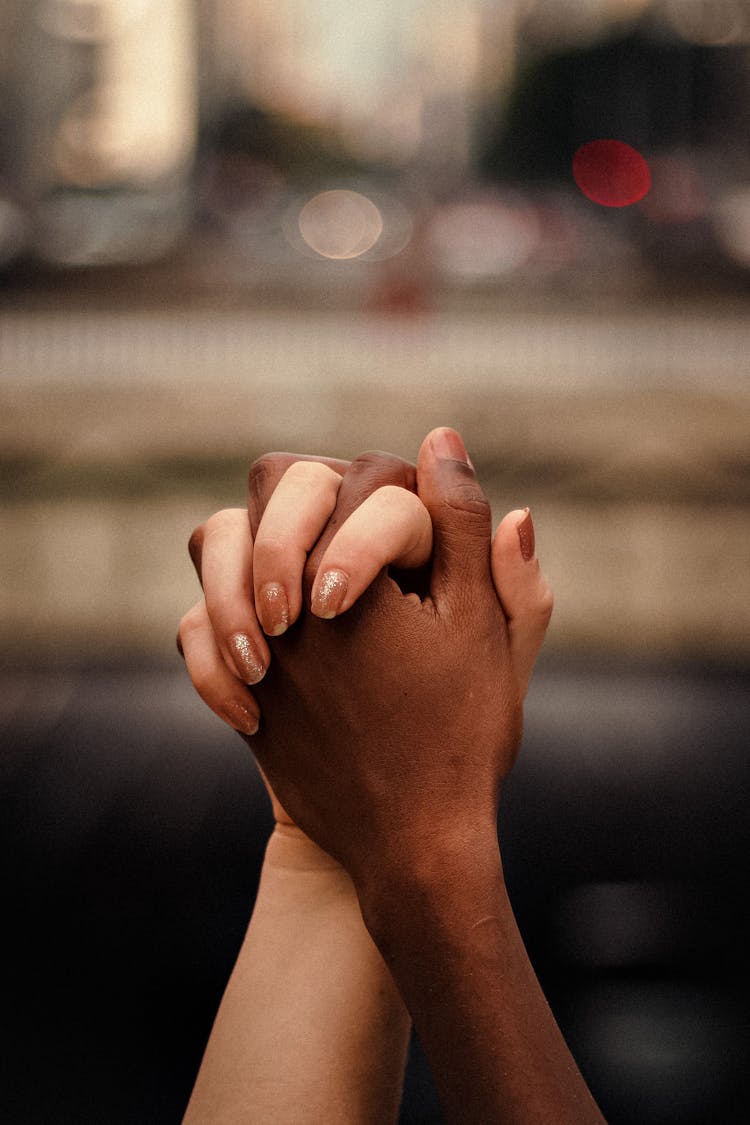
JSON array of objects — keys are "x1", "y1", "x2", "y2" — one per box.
[
  {"x1": 222, "y1": 700, "x2": 259, "y2": 736},
  {"x1": 311, "y1": 569, "x2": 348, "y2": 618},
  {"x1": 228, "y1": 633, "x2": 266, "y2": 685},
  {"x1": 259, "y1": 582, "x2": 290, "y2": 636},
  {"x1": 517, "y1": 508, "x2": 535, "y2": 561}
]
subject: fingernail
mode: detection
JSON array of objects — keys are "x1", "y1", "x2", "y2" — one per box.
[
  {"x1": 222, "y1": 700, "x2": 259, "y2": 736},
  {"x1": 430, "y1": 427, "x2": 473, "y2": 467},
  {"x1": 259, "y1": 582, "x2": 290, "y2": 636},
  {"x1": 517, "y1": 508, "x2": 535, "y2": 561},
  {"x1": 228, "y1": 632, "x2": 266, "y2": 684},
  {"x1": 311, "y1": 569, "x2": 348, "y2": 619}
]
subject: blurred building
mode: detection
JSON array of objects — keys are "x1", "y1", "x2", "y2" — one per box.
[
  {"x1": 0, "y1": 0, "x2": 198, "y2": 267},
  {"x1": 1, "y1": 0, "x2": 749, "y2": 667},
  {"x1": 1, "y1": 10, "x2": 749, "y2": 1125},
  {"x1": 206, "y1": 0, "x2": 483, "y2": 175}
]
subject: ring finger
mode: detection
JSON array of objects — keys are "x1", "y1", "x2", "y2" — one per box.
[{"x1": 178, "y1": 599, "x2": 260, "y2": 736}]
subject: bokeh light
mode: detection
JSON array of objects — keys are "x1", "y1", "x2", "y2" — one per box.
[
  {"x1": 429, "y1": 194, "x2": 540, "y2": 280},
  {"x1": 573, "y1": 139, "x2": 651, "y2": 207},
  {"x1": 296, "y1": 190, "x2": 384, "y2": 260}
]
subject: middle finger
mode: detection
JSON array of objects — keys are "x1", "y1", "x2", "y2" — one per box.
[{"x1": 252, "y1": 461, "x2": 343, "y2": 635}]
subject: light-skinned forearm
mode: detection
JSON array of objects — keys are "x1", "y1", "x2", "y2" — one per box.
[
  {"x1": 183, "y1": 824, "x2": 411, "y2": 1125},
  {"x1": 359, "y1": 829, "x2": 606, "y2": 1125}
]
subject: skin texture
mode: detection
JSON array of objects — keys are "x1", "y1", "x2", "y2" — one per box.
[
  {"x1": 179, "y1": 428, "x2": 600, "y2": 1124},
  {"x1": 182, "y1": 825, "x2": 411, "y2": 1125},
  {"x1": 242, "y1": 434, "x2": 526, "y2": 878},
  {"x1": 230, "y1": 429, "x2": 603, "y2": 1124},
  {"x1": 181, "y1": 449, "x2": 551, "y2": 743},
  {"x1": 181, "y1": 453, "x2": 429, "y2": 1124},
  {"x1": 180, "y1": 455, "x2": 423, "y2": 1123}
]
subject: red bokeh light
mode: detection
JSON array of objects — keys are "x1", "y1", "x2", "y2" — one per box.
[{"x1": 573, "y1": 140, "x2": 651, "y2": 208}]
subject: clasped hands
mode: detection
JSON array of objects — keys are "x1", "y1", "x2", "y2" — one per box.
[
  {"x1": 179, "y1": 427, "x2": 552, "y2": 889},
  {"x1": 179, "y1": 430, "x2": 608, "y2": 1125}
]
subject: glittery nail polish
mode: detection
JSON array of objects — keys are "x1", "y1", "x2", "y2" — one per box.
[
  {"x1": 311, "y1": 569, "x2": 348, "y2": 619},
  {"x1": 222, "y1": 700, "x2": 259, "y2": 736},
  {"x1": 228, "y1": 632, "x2": 266, "y2": 685},
  {"x1": 517, "y1": 508, "x2": 535, "y2": 561},
  {"x1": 259, "y1": 582, "x2": 290, "y2": 636}
]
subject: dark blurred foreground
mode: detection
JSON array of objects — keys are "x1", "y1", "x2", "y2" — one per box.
[{"x1": 1, "y1": 655, "x2": 747, "y2": 1125}]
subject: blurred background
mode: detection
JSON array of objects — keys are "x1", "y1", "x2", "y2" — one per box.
[{"x1": 1, "y1": 1, "x2": 748, "y2": 1122}]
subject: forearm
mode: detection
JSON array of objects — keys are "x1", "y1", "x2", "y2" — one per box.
[
  {"x1": 359, "y1": 831, "x2": 606, "y2": 1125},
  {"x1": 183, "y1": 825, "x2": 411, "y2": 1125}
]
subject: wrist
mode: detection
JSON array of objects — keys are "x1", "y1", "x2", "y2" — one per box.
[
  {"x1": 355, "y1": 821, "x2": 506, "y2": 953},
  {"x1": 264, "y1": 822, "x2": 347, "y2": 875}
]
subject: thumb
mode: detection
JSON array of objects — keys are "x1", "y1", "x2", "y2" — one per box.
[{"x1": 416, "y1": 427, "x2": 494, "y2": 616}]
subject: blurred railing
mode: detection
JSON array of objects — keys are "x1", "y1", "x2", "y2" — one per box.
[{"x1": 1, "y1": 304, "x2": 748, "y2": 664}]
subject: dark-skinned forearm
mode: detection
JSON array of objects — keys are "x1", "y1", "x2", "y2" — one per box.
[{"x1": 357, "y1": 832, "x2": 606, "y2": 1125}]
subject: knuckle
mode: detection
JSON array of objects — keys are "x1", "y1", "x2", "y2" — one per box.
[
  {"x1": 283, "y1": 459, "x2": 334, "y2": 484},
  {"x1": 177, "y1": 621, "x2": 198, "y2": 661},
  {"x1": 189, "y1": 663, "x2": 214, "y2": 699},
  {"x1": 441, "y1": 484, "x2": 492, "y2": 522},
  {"x1": 350, "y1": 451, "x2": 413, "y2": 484},
  {"x1": 178, "y1": 602, "x2": 204, "y2": 638},
  {"x1": 188, "y1": 524, "x2": 205, "y2": 561},
  {"x1": 248, "y1": 454, "x2": 293, "y2": 531},
  {"x1": 352, "y1": 450, "x2": 402, "y2": 467},
  {"x1": 372, "y1": 486, "x2": 430, "y2": 540},
  {"x1": 279, "y1": 459, "x2": 310, "y2": 484},
  {"x1": 248, "y1": 452, "x2": 287, "y2": 493},
  {"x1": 374, "y1": 483, "x2": 411, "y2": 504},
  {"x1": 538, "y1": 584, "x2": 555, "y2": 624},
  {"x1": 203, "y1": 508, "x2": 240, "y2": 541},
  {"x1": 253, "y1": 530, "x2": 290, "y2": 567}
]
